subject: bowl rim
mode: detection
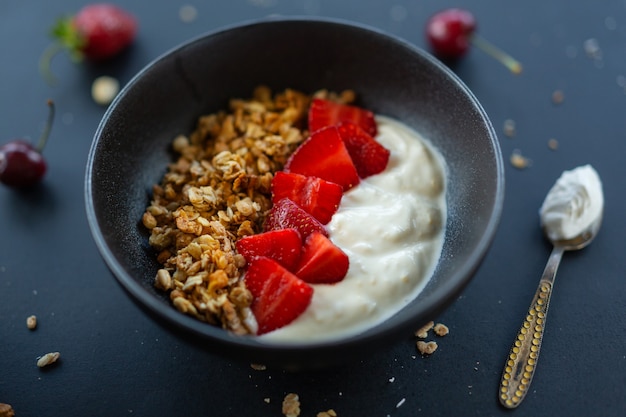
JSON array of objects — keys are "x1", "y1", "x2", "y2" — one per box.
[{"x1": 85, "y1": 15, "x2": 505, "y2": 356}]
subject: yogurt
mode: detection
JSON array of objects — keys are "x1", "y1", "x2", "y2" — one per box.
[
  {"x1": 261, "y1": 116, "x2": 447, "y2": 342},
  {"x1": 540, "y1": 165, "x2": 603, "y2": 241}
]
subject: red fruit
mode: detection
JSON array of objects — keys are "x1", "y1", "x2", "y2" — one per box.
[
  {"x1": 244, "y1": 257, "x2": 314, "y2": 335},
  {"x1": 235, "y1": 228, "x2": 302, "y2": 271},
  {"x1": 284, "y1": 126, "x2": 359, "y2": 191},
  {"x1": 425, "y1": 8, "x2": 476, "y2": 60},
  {"x1": 426, "y1": 8, "x2": 522, "y2": 74},
  {"x1": 264, "y1": 198, "x2": 328, "y2": 240},
  {"x1": 337, "y1": 122, "x2": 390, "y2": 178},
  {"x1": 53, "y1": 3, "x2": 137, "y2": 61},
  {"x1": 0, "y1": 100, "x2": 55, "y2": 188},
  {"x1": 295, "y1": 232, "x2": 349, "y2": 284},
  {"x1": 309, "y1": 98, "x2": 378, "y2": 137},
  {"x1": 40, "y1": 3, "x2": 137, "y2": 83},
  {"x1": 271, "y1": 172, "x2": 343, "y2": 225}
]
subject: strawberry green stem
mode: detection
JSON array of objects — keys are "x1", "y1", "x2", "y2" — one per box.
[
  {"x1": 36, "y1": 100, "x2": 55, "y2": 153},
  {"x1": 470, "y1": 33, "x2": 523, "y2": 75}
]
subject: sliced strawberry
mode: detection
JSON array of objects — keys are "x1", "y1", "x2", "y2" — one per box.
[
  {"x1": 271, "y1": 172, "x2": 343, "y2": 225},
  {"x1": 337, "y1": 122, "x2": 390, "y2": 178},
  {"x1": 295, "y1": 232, "x2": 349, "y2": 284},
  {"x1": 264, "y1": 198, "x2": 328, "y2": 240},
  {"x1": 308, "y1": 98, "x2": 378, "y2": 137},
  {"x1": 244, "y1": 257, "x2": 314, "y2": 335},
  {"x1": 284, "y1": 126, "x2": 360, "y2": 191},
  {"x1": 235, "y1": 228, "x2": 302, "y2": 271}
]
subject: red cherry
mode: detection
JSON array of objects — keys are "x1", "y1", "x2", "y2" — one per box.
[
  {"x1": 0, "y1": 100, "x2": 55, "y2": 188},
  {"x1": 426, "y1": 8, "x2": 522, "y2": 74},
  {"x1": 426, "y1": 8, "x2": 476, "y2": 60}
]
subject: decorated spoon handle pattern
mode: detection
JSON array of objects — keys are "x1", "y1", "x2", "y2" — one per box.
[{"x1": 498, "y1": 245, "x2": 564, "y2": 408}]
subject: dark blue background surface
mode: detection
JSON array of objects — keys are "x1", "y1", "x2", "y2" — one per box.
[{"x1": 1, "y1": 1, "x2": 625, "y2": 416}]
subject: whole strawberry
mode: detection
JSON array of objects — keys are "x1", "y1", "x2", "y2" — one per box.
[
  {"x1": 41, "y1": 4, "x2": 137, "y2": 83},
  {"x1": 52, "y1": 3, "x2": 137, "y2": 61}
]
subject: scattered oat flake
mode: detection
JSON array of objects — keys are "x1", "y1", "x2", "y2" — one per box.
[
  {"x1": 37, "y1": 351, "x2": 60, "y2": 368},
  {"x1": 583, "y1": 38, "x2": 602, "y2": 60},
  {"x1": 510, "y1": 149, "x2": 531, "y2": 169},
  {"x1": 415, "y1": 320, "x2": 434, "y2": 338},
  {"x1": 179, "y1": 5, "x2": 198, "y2": 23},
  {"x1": 264, "y1": 398, "x2": 270, "y2": 404},
  {"x1": 503, "y1": 119, "x2": 516, "y2": 138},
  {"x1": 250, "y1": 363, "x2": 267, "y2": 370},
  {"x1": 282, "y1": 393, "x2": 301, "y2": 417},
  {"x1": 548, "y1": 138, "x2": 559, "y2": 150},
  {"x1": 551, "y1": 90, "x2": 564, "y2": 104},
  {"x1": 91, "y1": 76, "x2": 120, "y2": 106},
  {"x1": 0, "y1": 403, "x2": 15, "y2": 417},
  {"x1": 433, "y1": 323, "x2": 449, "y2": 336},
  {"x1": 388, "y1": 376, "x2": 395, "y2": 383},
  {"x1": 26, "y1": 314, "x2": 37, "y2": 330},
  {"x1": 417, "y1": 340, "x2": 438, "y2": 355},
  {"x1": 317, "y1": 410, "x2": 337, "y2": 417}
]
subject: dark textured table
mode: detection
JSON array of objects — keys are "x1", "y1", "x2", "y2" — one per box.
[{"x1": 1, "y1": 1, "x2": 625, "y2": 416}]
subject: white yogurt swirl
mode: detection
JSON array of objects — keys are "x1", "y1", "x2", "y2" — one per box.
[
  {"x1": 539, "y1": 164, "x2": 603, "y2": 241},
  {"x1": 260, "y1": 116, "x2": 447, "y2": 342}
]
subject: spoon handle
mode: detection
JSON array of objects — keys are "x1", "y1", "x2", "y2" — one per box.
[{"x1": 498, "y1": 245, "x2": 565, "y2": 408}]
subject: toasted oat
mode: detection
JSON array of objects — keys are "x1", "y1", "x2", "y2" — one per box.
[
  {"x1": 250, "y1": 363, "x2": 266, "y2": 371},
  {"x1": 282, "y1": 393, "x2": 301, "y2": 417},
  {"x1": 91, "y1": 75, "x2": 119, "y2": 106},
  {"x1": 548, "y1": 138, "x2": 559, "y2": 150},
  {"x1": 433, "y1": 323, "x2": 449, "y2": 336},
  {"x1": 317, "y1": 410, "x2": 337, "y2": 417},
  {"x1": 415, "y1": 321, "x2": 434, "y2": 338},
  {"x1": 26, "y1": 315, "x2": 37, "y2": 330},
  {"x1": 551, "y1": 90, "x2": 564, "y2": 105},
  {"x1": 510, "y1": 149, "x2": 531, "y2": 169},
  {"x1": 503, "y1": 119, "x2": 516, "y2": 138},
  {"x1": 0, "y1": 403, "x2": 15, "y2": 417},
  {"x1": 143, "y1": 87, "x2": 357, "y2": 334},
  {"x1": 36, "y1": 351, "x2": 60, "y2": 368},
  {"x1": 417, "y1": 340, "x2": 438, "y2": 355}
]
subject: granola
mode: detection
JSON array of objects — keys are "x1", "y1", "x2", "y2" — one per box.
[
  {"x1": 143, "y1": 87, "x2": 355, "y2": 334},
  {"x1": 36, "y1": 351, "x2": 60, "y2": 368},
  {"x1": 282, "y1": 393, "x2": 301, "y2": 417},
  {"x1": 0, "y1": 403, "x2": 15, "y2": 417}
]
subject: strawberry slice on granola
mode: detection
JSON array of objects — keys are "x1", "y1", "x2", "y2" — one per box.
[
  {"x1": 235, "y1": 228, "x2": 302, "y2": 271},
  {"x1": 271, "y1": 171, "x2": 343, "y2": 225},
  {"x1": 284, "y1": 126, "x2": 360, "y2": 191},
  {"x1": 337, "y1": 121, "x2": 390, "y2": 178},
  {"x1": 308, "y1": 98, "x2": 378, "y2": 137},
  {"x1": 295, "y1": 232, "x2": 349, "y2": 284},
  {"x1": 264, "y1": 198, "x2": 328, "y2": 240},
  {"x1": 244, "y1": 257, "x2": 314, "y2": 335}
]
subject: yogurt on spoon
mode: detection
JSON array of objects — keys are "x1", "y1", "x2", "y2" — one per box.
[{"x1": 539, "y1": 165, "x2": 603, "y2": 241}]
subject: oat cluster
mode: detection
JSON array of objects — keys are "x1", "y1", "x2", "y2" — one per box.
[
  {"x1": 415, "y1": 320, "x2": 449, "y2": 355},
  {"x1": 142, "y1": 87, "x2": 355, "y2": 334}
]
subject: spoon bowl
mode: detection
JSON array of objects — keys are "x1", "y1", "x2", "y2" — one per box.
[{"x1": 549, "y1": 214, "x2": 602, "y2": 251}]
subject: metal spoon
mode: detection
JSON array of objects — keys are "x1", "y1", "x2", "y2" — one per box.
[{"x1": 498, "y1": 214, "x2": 602, "y2": 408}]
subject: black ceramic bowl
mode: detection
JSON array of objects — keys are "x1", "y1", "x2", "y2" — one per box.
[{"x1": 85, "y1": 17, "x2": 504, "y2": 370}]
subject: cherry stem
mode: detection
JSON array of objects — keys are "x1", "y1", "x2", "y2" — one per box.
[
  {"x1": 39, "y1": 43, "x2": 64, "y2": 86},
  {"x1": 36, "y1": 100, "x2": 55, "y2": 153},
  {"x1": 470, "y1": 33, "x2": 523, "y2": 75}
]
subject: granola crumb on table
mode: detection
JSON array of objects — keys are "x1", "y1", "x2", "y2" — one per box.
[
  {"x1": 142, "y1": 86, "x2": 356, "y2": 335},
  {"x1": 26, "y1": 315, "x2": 37, "y2": 330},
  {"x1": 282, "y1": 393, "x2": 301, "y2": 417},
  {"x1": 0, "y1": 403, "x2": 15, "y2": 417}
]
